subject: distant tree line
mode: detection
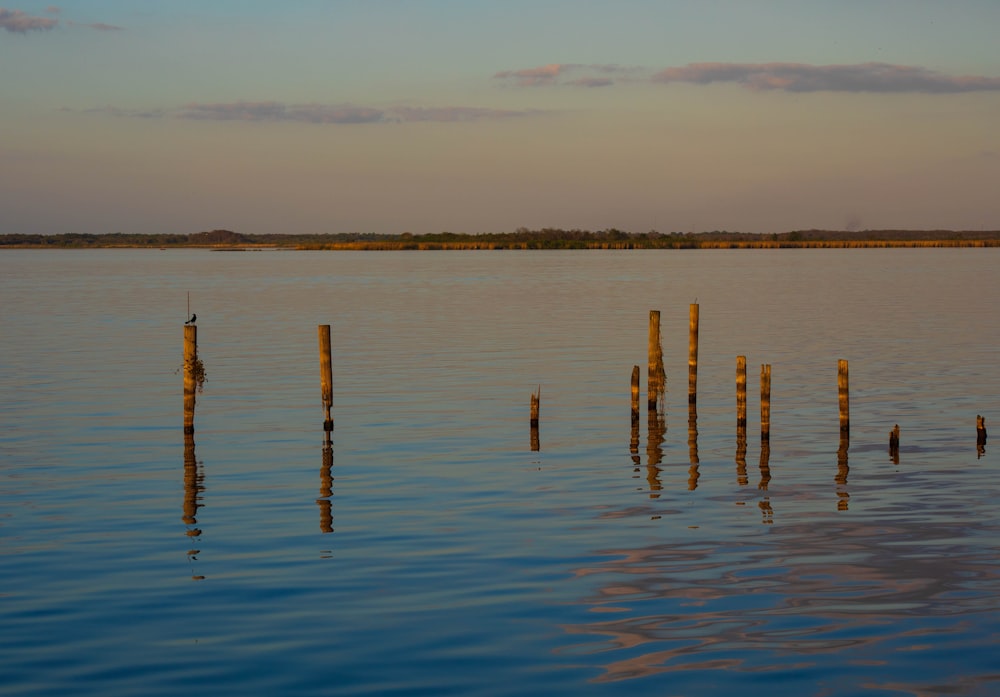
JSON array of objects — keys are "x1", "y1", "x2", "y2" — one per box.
[{"x1": 3, "y1": 227, "x2": 1000, "y2": 249}]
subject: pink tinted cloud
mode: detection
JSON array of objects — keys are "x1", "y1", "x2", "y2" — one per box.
[
  {"x1": 0, "y1": 7, "x2": 58, "y2": 33},
  {"x1": 178, "y1": 101, "x2": 385, "y2": 124},
  {"x1": 84, "y1": 101, "x2": 539, "y2": 125},
  {"x1": 392, "y1": 106, "x2": 533, "y2": 122},
  {"x1": 652, "y1": 62, "x2": 1000, "y2": 93},
  {"x1": 67, "y1": 20, "x2": 123, "y2": 31},
  {"x1": 494, "y1": 63, "x2": 632, "y2": 87}
]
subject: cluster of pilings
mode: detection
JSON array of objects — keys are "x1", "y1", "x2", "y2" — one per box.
[{"x1": 181, "y1": 316, "x2": 991, "y2": 534}]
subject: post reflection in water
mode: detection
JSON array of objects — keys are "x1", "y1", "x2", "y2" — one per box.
[
  {"x1": 758, "y1": 441, "x2": 772, "y2": 524},
  {"x1": 182, "y1": 432, "x2": 206, "y2": 581},
  {"x1": 318, "y1": 432, "x2": 334, "y2": 534},
  {"x1": 645, "y1": 407, "x2": 665, "y2": 498},
  {"x1": 735, "y1": 430, "x2": 748, "y2": 487},
  {"x1": 687, "y1": 403, "x2": 699, "y2": 491},
  {"x1": 837, "y1": 435, "x2": 850, "y2": 511}
]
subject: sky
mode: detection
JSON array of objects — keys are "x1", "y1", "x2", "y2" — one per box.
[{"x1": 2, "y1": 1, "x2": 1000, "y2": 236}]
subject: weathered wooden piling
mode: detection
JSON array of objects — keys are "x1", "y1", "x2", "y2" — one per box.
[
  {"x1": 760, "y1": 363, "x2": 771, "y2": 442},
  {"x1": 736, "y1": 356, "x2": 747, "y2": 431},
  {"x1": 838, "y1": 359, "x2": 849, "y2": 436},
  {"x1": 318, "y1": 325, "x2": 334, "y2": 432},
  {"x1": 889, "y1": 424, "x2": 900, "y2": 451},
  {"x1": 688, "y1": 303, "x2": 699, "y2": 405},
  {"x1": 530, "y1": 386, "x2": 540, "y2": 451},
  {"x1": 630, "y1": 365, "x2": 640, "y2": 425},
  {"x1": 735, "y1": 355, "x2": 748, "y2": 485},
  {"x1": 648, "y1": 310, "x2": 664, "y2": 410},
  {"x1": 977, "y1": 415, "x2": 987, "y2": 444},
  {"x1": 183, "y1": 325, "x2": 197, "y2": 435}
]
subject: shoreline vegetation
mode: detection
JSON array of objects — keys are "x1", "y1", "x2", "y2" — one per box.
[{"x1": 3, "y1": 228, "x2": 1000, "y2": 250}]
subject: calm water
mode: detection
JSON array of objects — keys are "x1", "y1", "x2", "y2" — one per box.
[{"x1": 1, "y1": 249, "x2": 998, "y2": 696}]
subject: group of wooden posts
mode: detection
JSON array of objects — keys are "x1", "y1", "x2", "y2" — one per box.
[{"x1": 182, "y1": 314, "x2": 990, "y2": 461}]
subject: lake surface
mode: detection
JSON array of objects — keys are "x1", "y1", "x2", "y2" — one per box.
[{"x1": 1, "y1": 248, "x2": 998, "y2": 696}]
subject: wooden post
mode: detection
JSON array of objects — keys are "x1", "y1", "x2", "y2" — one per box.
[
  {"x1": 838, "y1": 359, "x2": 849, "y2": 436},
  {"x1": 760, "y1": 363, "x2": 771, "y2": 443},
  {"x1": 735, "y1": 355, "x2": 748, "y2": 486},
  {"x1": 977, "y1": 415, "x2": 987, "y2": 444},
  {"x1": 319, "y1": 325, "x2": 334, "y2": 432},
  {"x1": 530, "y1": 386, "x2": 540, "y2": 451},
  {"x1": 183, "y1": 325, "x2": 197, "y2": 435},
  {"x1": 736, "y1": 356, "x2": 747, "y2": 431},
  {"x1": 688, "y1": 303, "x2": 699, "y2": 404},
  {"x1": 648, "y1": 310, "x2": 664, "y2": 410},
  {"x1": 630, "y1": 365, "x2": 640, "y2": 425}
]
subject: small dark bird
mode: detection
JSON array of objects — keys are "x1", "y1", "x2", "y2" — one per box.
[{"x1": 185, "y1": 313, "x2": 197, "y2": 325}]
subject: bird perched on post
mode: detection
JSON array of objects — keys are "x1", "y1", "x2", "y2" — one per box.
[{"x1": 185, "y1": 313, "x2": 197, "y2": 325}]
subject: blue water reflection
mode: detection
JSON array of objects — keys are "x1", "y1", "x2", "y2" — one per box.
[{"x1": 0, "y1": 249, "x2": 997, "y2": 695}]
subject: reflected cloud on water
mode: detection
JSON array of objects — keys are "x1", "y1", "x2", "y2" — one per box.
[{"x1": 563, "y1": 518, "x2": 1000, "y2": 688}]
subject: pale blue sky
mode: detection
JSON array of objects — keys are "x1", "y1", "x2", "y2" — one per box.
[{"x1": 2, "y1": 1, "x2": 999, "y2": 235}]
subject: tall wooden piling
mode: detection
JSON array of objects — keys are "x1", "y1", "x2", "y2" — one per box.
[
  {"x1": 183, "y1": 325, "x2": 197, "y2": 435},
  {"x1": 735, "y1": 355, "x2": 748, "y2": 486},
  {"x1": 530, "y1": 386, "x2": 540, "y2": 451},
  {"x1": 648, "y1": 310, "x2": 664, "y2": 410},
  {"x1": 319, "y1": 325, "x2": 334, "y2": 432},
  {"x1": 630, "y1": 365, "x2": 640, "y2": 425},
  {"x1": 688, "y1": 303, "x2": 699, "y2": 404},
  {"x1": 838, "y1": 359, "x2": 849, "y2": 436},
  {"x1": 760, "y1": 363, "x2": 771, "y2": 443}
]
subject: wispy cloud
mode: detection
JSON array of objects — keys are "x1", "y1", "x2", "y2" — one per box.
[
  {"x1": 1, "y1": 6, "x2": 122, "y2": 33},
  {"x1": 497, "y1": 61, "x2": 1000, "y2": 94},
  {"x1": 652, "y1": 62, "x2": 1000, "y2": 93},
  {"x1": 178, "y1": 101, "x2": 385, "y2": 124},
  {"x1": 494, "y1": 63, "x2": 635, "y2": 87},
  {"x1": 67, "y1": 20, "x2": 123, "y2": 31},
  {"x1": 390, "y1": 106, "x2": 534, "y2": 122},
  {"x1": 66, "y1": 101, "x2": 538, "y2": 125},
  {"x1": 0, "y1": 7, "x2": 58, "y2": 33}
]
